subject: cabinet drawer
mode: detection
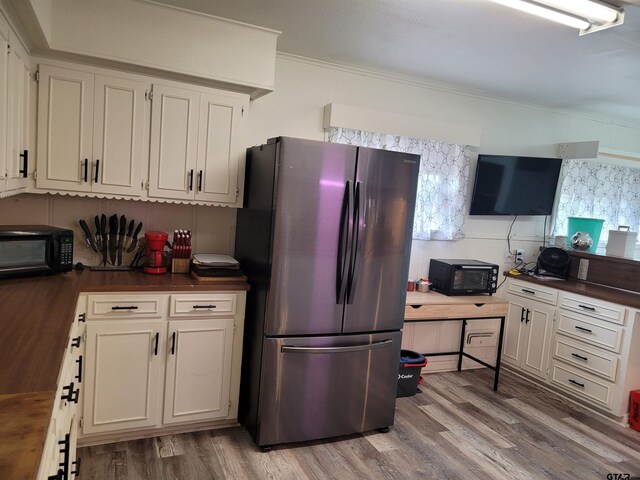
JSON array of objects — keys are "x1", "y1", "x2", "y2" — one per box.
[
  {"x1": 170, "y1": 294, "x2": 237, "y2": 317},
  {"x1": 550, "y1": 361, "x2": 614, "y2": 409},
  {"x1": 552, "y1": 334, "x2": 618, "y2": 381},
  {"x1": 87, "y1": 294, "x2": 166, "y2": 319},
  {"x1": 507, "y1": 279, "x2": 558, "y2": 305},
  {"x1": 404, "y1": 302, "x2": 507, "y2": 320},
  {"x1": 559, "y1": 292, "x2": 626, "y2": 325},
  {"x1": 556, "y1": 312, "x2": 623, "y2": 353}
]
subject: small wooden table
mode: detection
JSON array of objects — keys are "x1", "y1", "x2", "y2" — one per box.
[{"x1": 404, "y1": 291, "x2": 509, "y2": 391}]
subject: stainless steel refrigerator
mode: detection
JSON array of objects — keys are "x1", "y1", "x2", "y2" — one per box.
[{"x1": 235, "y1": 137, "x2": 419, "y2": 448}]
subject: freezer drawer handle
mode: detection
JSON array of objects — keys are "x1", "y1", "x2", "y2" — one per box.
[{"x1": 281, "y1": 339, "x2": 393, "y2": 354}]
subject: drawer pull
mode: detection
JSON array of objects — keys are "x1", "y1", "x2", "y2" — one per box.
[
  {"x1": 578, "y1": 304, "x2": 596, "y2": 311},
  {"x1": 193, "y1": 304, "x2": 217, "y2": 309},
  {"x1": 78, "y1": 313, "x2": 86, "y2": 323},
  {"x1": 575, "y1": 325, "x2": 593, "y2": 333},
  {"x1": 75, "y1": 355, "x2": 83, "y2": 383},
  {"x1": 153, "y1": 332, "x2": 159, "y2": 356},
  {"x1": 521, "y1": 288, "x2": 536, "y2": 295},
  {"x1": 111, "y1": 305, "x2": 139, "y2": 310},
  {"x1": 170, "y1": 331, "x2": 176, "y2": 355},
  {"x1": 71, "y1": 336, "x2": 81, "y2": 348},
  {"x1": 520, "y1": 307, "x2": 526, "y2": 323},
  {"x1": 71, "y1": 457, "x2": 81, "y2": 477},
  {"x1": 62, "y1": 382, "x2": 80, "y2": 404},
  {"x1": 571, "y1": 352, "x2": 588, "y2": 361},
  {"x1": 568, "y1": 379, "x2": 585, "y2": 388}
]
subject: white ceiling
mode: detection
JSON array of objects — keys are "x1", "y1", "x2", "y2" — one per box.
[{"x1": 153, "y1": 0, "x2": 640, "y2": 123}]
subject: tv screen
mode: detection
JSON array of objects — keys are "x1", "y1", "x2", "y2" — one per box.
[{"x1": 469, "y1": 155, "x2": 562, "y2": 216}]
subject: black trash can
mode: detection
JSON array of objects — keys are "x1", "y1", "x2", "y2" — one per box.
[{"x1": 397, "y1": 349, "x2": 427, "y2": 398}]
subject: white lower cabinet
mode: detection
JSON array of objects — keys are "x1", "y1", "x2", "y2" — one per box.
[
  {"x1": 82, "y1": 320, "x2": 164, "y2": 434},
  {"x1": 504, "y1": 278, "x2": 640, "y2": 422},
  {"x1": 37, "y1": 297, "x2": 85, "y2": 480},
  {"x1": 80, "y1": 291, "x2": 245, "y2": 439},
  {"x1": 163, "y1": 318, "x2": 234, "y2": 424},
  {"x1": 503, "y1": 292, "x2": 554, "y2": 380}
]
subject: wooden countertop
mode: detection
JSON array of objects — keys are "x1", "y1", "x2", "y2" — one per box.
[
  {"x1": 505, "y1": 273, "x2": 640, "y2": 309},
  {"x1": 0, "y1": 392, "x2": 53, "y2": 480},
  {"x1": 0, "y1": 269, "x2": 249, "y2": 480}
]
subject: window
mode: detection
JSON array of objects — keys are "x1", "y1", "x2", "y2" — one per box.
[
  {"x1": 552, "y1": 158, "x2": 640, "y2": 245},
  {"x1": 328, "y1": 127, "x2": 471, "y2": 240}
]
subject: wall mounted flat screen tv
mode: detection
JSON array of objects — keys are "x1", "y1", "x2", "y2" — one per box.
[{"x1": 469, "y1": 154, "x2": 562, "y2": 216}]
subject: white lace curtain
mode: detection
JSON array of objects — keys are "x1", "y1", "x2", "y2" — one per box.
[
  {"x1": 552, "y1": 159, "x2": 640, "y2": 244},
  {"x1": 328, "y1": 127, "x2": 471, "y2": 240}
]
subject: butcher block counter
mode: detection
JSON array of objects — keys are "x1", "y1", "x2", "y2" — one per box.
[{"x1": 0, "y1": 270, "x2": 249, "y2": 480}]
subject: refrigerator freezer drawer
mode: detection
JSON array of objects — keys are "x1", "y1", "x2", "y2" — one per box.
[{"x1": 256, "y1": 331, "x2": 402, "y2": 447}]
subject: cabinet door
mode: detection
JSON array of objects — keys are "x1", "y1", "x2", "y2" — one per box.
[
  {"x1": 5, "y1": 34, "x2": 30, "y2": 192},
  {"x1": 92, "y1": 75, "x2": 148, "y2": 196},
  {"x1": 503, "y1": 296, "x2": 527, "y2": 366},
  {"x1": 163, "y1": 318, "x2": 234, "y2": 424},
  {"x1": 194, "y1": 92, "x2": 246, "y2": 204},
  {"x1": 36, "y1": 65, "x2": 94, "y2": 192},
  {"x1": 82, "y1": 320, "x2": 163, "y2": 434},
  {"x1": 148, "y1": 83, "x2": 199, "y2": 201},
  {"x1": 0, "y1": 28, "x2": 7, "y2": 193},
  {"x1": 519, "y1": 302, "x2": 554, "y2": 379}
]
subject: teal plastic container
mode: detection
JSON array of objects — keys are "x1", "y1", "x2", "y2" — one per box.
[{"x1": 566, "y1": 217, "x2": 605, "y2": 253}]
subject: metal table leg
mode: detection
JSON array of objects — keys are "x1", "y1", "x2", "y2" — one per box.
[
  {"x1": 457, "y1": 319, "x2": 467, "y2": 371},
  {"x1": 493, "y1": 316, "x2": 506, "y2": 391}
]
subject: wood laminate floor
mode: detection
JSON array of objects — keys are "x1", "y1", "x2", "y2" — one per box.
[{"x1": 78, "y1": 369, "x2": 640, "y2": 480}]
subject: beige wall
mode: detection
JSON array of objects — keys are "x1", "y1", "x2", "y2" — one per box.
[{"x1": 1, "y1": 53, "x2": 639, "y2": 277}]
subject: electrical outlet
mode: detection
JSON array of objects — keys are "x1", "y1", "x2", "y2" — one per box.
[{"x1": 515, "y1": 249, "x2": 524, "y2": 263}]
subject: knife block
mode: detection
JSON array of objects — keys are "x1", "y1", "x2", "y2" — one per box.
[{"x1": 171, "y1": 258, "x2": 190, "y2": 274}]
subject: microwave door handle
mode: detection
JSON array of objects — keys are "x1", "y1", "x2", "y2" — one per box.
[{"x1": 459, "y1": 265, "x2": 493, "y2": 269}]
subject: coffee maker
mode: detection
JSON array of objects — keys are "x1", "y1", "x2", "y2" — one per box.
[{"x1": 143, "y1": 231, "x2": 169, "y2": 274}]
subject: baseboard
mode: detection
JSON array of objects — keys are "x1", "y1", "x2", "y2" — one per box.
[{"x1": 78, "y1": 419, "x2": 240, "y2": 447}]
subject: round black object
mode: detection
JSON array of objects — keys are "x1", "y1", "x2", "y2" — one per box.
[{"x1": 537, "y1": 247, "x2": 570, "y2": 277}]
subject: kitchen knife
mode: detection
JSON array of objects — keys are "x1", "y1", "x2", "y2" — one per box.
[
  {"x1": 79, "y1": 219, "x2": 98, "y2": 252},
  {"x1": 94, "y1": 215, "x2": 102, "y2": 252},
  {"x1": 108, "y1": 214, "x2": 118, "y2": 265},
  {"x1": 125, "y1": 219, "x2": 135, "y2": 252},
  {"x1": 127, "y1": 222, "x2": 143, "y2": 253},
  {"x1": 101, "y1": 214, "x2": 108, "y2": 266},
  {"x1": 117, "y1": 215, "x2": 126, "y2": 265}
]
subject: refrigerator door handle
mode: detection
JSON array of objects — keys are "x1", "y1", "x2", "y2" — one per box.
[
  {"x1": 281, "y1": 339, "x2": 393, "y2": 354},
  {"x1": 346, "y1": 181, "x2": 365, "y2": 304},
  {"x1": 336, "y1": 181, "x2": 354, "y2": 304}
]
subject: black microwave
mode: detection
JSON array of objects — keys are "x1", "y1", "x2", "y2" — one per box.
[
  {"x1": 428, "y1": 259, "x2": 499, "y2": 295},
  {"x1": 0, "y1": 225, "x2": 74, "y2": 278}
]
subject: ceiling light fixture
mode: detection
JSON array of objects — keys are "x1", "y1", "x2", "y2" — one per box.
[{"x1": 487, "y1": 0, "x2": 625, "y2": 35}]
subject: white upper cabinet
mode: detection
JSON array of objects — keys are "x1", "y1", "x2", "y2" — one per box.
[
  {"x1": 196, "y1": 92, "x2": 246, "y2": 204},
  {"x1": 37, "y1": 64, "x2": 149, "y2": 197},
  {"x1": 148, "y1": 82, "x2": 248, "y2": 205},
  {"x1": 92, "y1": 75, "x2": 148, "y2": 196},
  {"x1": 0, "y1": 17, "x2": 8, "y2": 194},
  {"x1": 37, "y1": 65, "x2": 94, "y2": 193},
  {"x1": 148, "y1": 83, "x2": 200, "y2": 201},
  {"x1": 2, "y1": 27, "x2": 30, "y2": 196}
]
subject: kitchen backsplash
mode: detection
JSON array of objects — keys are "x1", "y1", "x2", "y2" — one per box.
[{"x1": 0, "y1": 194, "x2": 236, "y2": 267}]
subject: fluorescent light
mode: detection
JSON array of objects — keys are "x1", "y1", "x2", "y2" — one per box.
[
  {"x1": 535, "y1": 0, "x2": 620, "y2": 24},
  {"x1": 489, "y1": 0, "x2": 591, "y2": 29},
  {"x1": 487, "y1": 0, "x2": 624, "y2": 34}
]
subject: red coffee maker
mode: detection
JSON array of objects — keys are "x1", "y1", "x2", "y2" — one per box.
[{"x1": 143, "y1": 231, "x2": 169, "y2": 274}]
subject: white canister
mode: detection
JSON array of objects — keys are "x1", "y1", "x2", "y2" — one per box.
[{"x1": 606, "y1": 226, "x2": 637, "y2": 259}]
